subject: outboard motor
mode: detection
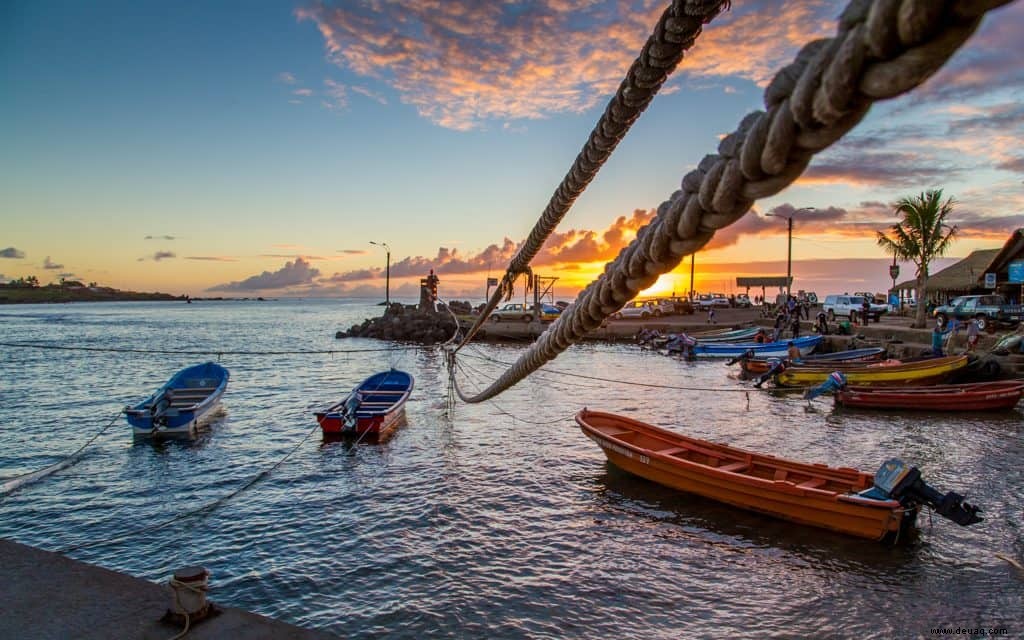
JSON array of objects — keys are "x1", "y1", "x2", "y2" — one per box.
[
  {"x1": 804, "y1": 371, "x2": 847, "y2": 400},
  {"x1": 752, "y1": 358, "x2": 786, "y2": 388},
  {"x1": 726, "y1": 349, "x2": 756, "y2": 367},
  {"x1": 869, "y1": 458, "x2": 982, "y2": 527}
]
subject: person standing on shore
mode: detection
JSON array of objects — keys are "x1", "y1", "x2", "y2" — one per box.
[
  {"x1": 707, "y1": 306, "x2": 716, "y2": 324},
  {"x1": 772, "y1": 312, "x2": 785, "y2": 342},
  {"x1": 791, "y1": 314, "x2": 801, "y2": 339},
  {"x1": 966, "y1": 318, "x2": 980, "y2": 352},
  {"x1": 932, "y1": 323, "x2": 955, "y2": 357}
]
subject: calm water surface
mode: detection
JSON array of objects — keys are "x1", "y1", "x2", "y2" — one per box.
[{"x1": 1, "y1": 299, "x2": 1021, "y2": 638}]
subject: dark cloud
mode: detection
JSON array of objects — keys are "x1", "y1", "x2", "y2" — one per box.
[
  {"x1": 341, "y1": 249, "x2": 368, "y2": 255},
  {"x1": 208, "y1": 257, "x2": 321, "y2": 291},
  {"x1": 803, "y1": 151, "x2": 960, "y2": 188},
  {"x1": 145, "y1": 235, "x2": 176, "y2": 240},
  {"x1": 42, "y1": 256, "x2": 64, "y2": 270},
  {"x1": 916, "y1": 4, "x2": 1024, "y2": 103},
  {"x1": 0, "y1": 247, "x2": 26, "y2": 259},
  {"x1": 997, "y1": 157, "x2": 1024, "y2": 174},
  {"x1": 185, "y1": 256, "x2": 239, "y2": 262}
]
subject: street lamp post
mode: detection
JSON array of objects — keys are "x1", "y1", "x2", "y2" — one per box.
[
  {"x1": 766, "y1": 207, "x2": 814, "y2": 299},
  {"x1": 369, "y1": 241, "x2": 391, "y2": 307}
]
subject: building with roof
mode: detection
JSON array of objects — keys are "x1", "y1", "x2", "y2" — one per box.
[{"x1": 893, "y1": 229, "x2": 1024, "y2": 304}]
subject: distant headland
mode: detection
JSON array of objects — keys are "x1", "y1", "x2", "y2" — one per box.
[{"x1": 0, "y1": 277, "x2": 262, "y2": 304}]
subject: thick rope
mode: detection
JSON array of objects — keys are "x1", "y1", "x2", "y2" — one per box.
[
  {"x1": 1, "y1": 410, "x2": 122, "y2": 496},
  {"x1": 457, "y1": 0, "x2": 732, "y2": 348},
  {"x1": 454, "y1": 0, "x2": 1014, "y2": 403}
]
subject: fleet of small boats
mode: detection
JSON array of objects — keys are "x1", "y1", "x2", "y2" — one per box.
[
  {"x1": 576, "y1": 409, "x2": 982, "y2": 542},
  {"x1": 316, "y1": 369, "x2": 414, "y2": 440},
  {"x1": 111, "y1": 311, "x2": 1018, "y2": 547},
  {"x1": 125, "y1": 362, "x2": 230, "y2": 436}
]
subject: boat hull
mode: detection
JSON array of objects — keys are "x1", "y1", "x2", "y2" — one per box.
[
  {"x1": 577, "y1": 410, "x2": 915, "y2": 542},
  {"x1": 317, "y1": 369, "x2": 413, "y2": 441},
  {"x1": 774, "y1": 355, "x2": 968, "y2": 388},
  {"x1": 125, "y1": 362, "x2": 229, "y2": 437},
  {"x1": 693, "y1": 335, "x2": 822, "y2": 358},
  {"x1": 836, "y1": 381, "x2": 1024, "y2": 411},
  {"x1": 739, "y1": 348, "x2": 886, "y2": 375}
]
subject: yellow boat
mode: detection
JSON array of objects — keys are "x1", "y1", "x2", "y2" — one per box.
[{"x1": 773, "y1": 355, "x2": 968, "y2": 388}]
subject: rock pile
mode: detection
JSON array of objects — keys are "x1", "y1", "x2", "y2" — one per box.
[{"x1": 336, "y1": 303, "x2": 458, "y2": 344}]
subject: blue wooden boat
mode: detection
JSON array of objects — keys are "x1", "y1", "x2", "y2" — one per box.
[
  {"x1": 125, "y1": 362, "x2": 229, "y2": 436},
  {"x1": 316, "y1": 369, "x2": 414, "y2": 440},
  {"x1": 692, "y1": 335, "x2": 822, "y2": 358}
]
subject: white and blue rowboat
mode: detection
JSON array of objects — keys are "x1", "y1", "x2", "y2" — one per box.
[
  {"x1": 125, "y1": 362, "x2": 229, "y2": 436},
  {"x1": 691, "y1": 335, "x2": 822, "y2": 358}
]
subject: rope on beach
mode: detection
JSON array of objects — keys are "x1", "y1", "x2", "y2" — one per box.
[
  {"x1": 0, "y1": 341, "x2": 422, "y2": 356},
  {"x1": 0, "y1": 410, "x2": 122, "y2": 496},
  {"x1": 450, "y1": 0, "x2": 1013, "y2": 403},
  {"x1": 60, "y1": 422, "x2": 320, "y2": 554},
  {"x1": 456, "y1": 0, "x2": 732, "y2": 349}
]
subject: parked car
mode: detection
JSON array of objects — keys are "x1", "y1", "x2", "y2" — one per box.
[
  {"x1": 933, "y1": 295, "x2": 1023, "y2": 331},
  {"x1": 735, "y1": 294, "x2": 752, "y2": 308},
  {"x1": 709, "y1": 293, "x2": 730, "y2": 308},
  {"x1": 695, "y1": 294, "x2": 714, "y2": 310},
  {"x1": 490, "y1": 303, "x2": 555, "y2": 323},
  {"x1": 613, "y1": 300, "x2": 660, "y2": 319},
  {"x1": 822, "y1": 294, "x2": 888, "y2": 322},
  {"x1": 664, "y1": 296, "x2": 695, "y2": 315}
]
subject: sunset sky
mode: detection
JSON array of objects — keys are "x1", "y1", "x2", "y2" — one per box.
[{"x1": 3, "y1": 1, "x2": 1023, "y2": 301}]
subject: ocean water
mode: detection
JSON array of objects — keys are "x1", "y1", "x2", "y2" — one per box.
[{"x1": 0, "y1": 299, "x2": 1021, "y2": 638}]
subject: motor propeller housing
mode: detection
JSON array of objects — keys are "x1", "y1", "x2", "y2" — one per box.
[{"x1": 872, "y1": 458, "x2": 982, "y2": 527}]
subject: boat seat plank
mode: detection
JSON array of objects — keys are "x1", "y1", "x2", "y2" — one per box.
[
  {"x1": 796, "y1": 478, "x2": 827, "y2": 489},
  {"x1": 176, "y1": 387, "x2": 217, "y2": 393},
  {"x1": 719, "y1": 461, "x2": 749, "y2": 473},
  {"x1": 655, "y1": 447, "x2": 687, "y2": 456},
  {"x1": 360, "y1": 390, "x2": 404, "y2": 395},
  {"x1": 773, "y1": 470, "x2": 788, "y2": 481}
]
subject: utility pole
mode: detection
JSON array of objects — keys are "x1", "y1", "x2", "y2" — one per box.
[{"x1": 370, "y1": 241, "x2": 391, "y2": 307}]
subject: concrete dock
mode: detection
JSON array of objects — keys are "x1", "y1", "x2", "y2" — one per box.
[{"x1": 0, "y1": 539, "x2": 338, "y2": 640}]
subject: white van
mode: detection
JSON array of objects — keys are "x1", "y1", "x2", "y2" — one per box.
[{"x1": 823, "y1": 294, "x2": 887, "y2": 321}]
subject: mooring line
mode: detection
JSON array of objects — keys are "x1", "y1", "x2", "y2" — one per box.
[
  {"x1": 453, "y1": 360, "x2": 575, "y2": 426},
  {"x1": 1, "y1": 410, "x2": 122, "y2": 496},
  {"x1": 60, "y1": 422, "x2": 320, "y2": 554},
  {"x1": 459, "y1": 348, "x2": 752, "y2": 393},
  {"x1": 0, "y1": 341, "x2": 421, "y2": 356}
]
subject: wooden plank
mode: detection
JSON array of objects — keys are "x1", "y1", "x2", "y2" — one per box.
[{"x1": 796, "y1": 478, "x2": 827, "y2": 489}]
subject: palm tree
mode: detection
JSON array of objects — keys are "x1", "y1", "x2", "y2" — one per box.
[{"x1": 877, "y1": 190, "x2": 958, "y2": 328}]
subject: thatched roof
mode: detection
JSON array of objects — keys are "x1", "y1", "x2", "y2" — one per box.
[
  {"x1": 894, "y1": 249, "x2": 1000, "y2": 293},
  {"x1": 983, "y1": 229, "x2": 1024, "y2": 276}
]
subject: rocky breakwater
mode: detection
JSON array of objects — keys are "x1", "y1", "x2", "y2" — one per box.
[{"x1": 336, "y1": 302, "x2": 464, "y2": 344}]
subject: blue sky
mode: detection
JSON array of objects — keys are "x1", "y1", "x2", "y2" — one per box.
[{"x1": 2, "y1": 1, "x2": 1023, "y2": 299}]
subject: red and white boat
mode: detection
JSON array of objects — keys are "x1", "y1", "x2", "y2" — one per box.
[{"x1": 316, "y1": 369, "x2": 414, "y2": 440}]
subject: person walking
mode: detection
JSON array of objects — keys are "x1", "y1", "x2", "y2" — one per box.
[
  {"x1": 707, "y1": 306, "x2": 716, "y2": 324},
  {"x1": 791, "y1": 314, "x2": 801, "y2": 339}
]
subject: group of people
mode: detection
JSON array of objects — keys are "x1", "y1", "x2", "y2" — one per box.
[{"x1": 931, "y1": 318, "x2": 982, "y2": 356}]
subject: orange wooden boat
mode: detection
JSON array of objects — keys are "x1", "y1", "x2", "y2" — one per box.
[{"x1": 577, "y1": 409, "x2": 981, "y2": 542}]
